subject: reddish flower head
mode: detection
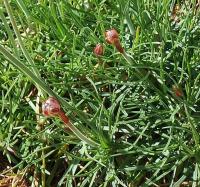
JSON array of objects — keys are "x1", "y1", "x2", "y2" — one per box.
[
  {"x1": 172, "y1": 85, "x2": 183, "y2": 97},
  {"x1": 105, "y1": 29, "x2": 124, "y2": 53},
  {"x1": 93, "y1": 44, "x2": 104, "y2": 56},
  {"x1": 105, "y1": 29, "x2": 119, "y2": 44},
  {"x1": 42, "y1": 97, "x2": 61, "y2": 117}
]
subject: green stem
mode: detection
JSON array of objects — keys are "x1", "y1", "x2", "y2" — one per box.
[
  {"x1": 184, "y1": 104, "x2": 199, "y2": 146},
  {"x1": 125, "y1": 14, "x2": 134, "y2": 35},
  {"x1": 122, "y1": 51, "x2": 132, "y2": 64},
  {"x1": 41, "y1": 149, "x2": 46, "y2": 187},
  {"x1": 0, "y1": 10, "x2": 19, "y2": 57},
  {"x1": 59, "y1": 111, "x2": 99, "y2": 147},
  {"x1": 3, "y1": 0, "x2": 40, "y2": 77}
]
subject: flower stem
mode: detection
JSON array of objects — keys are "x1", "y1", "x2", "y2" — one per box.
[
  {"x1": 58, "y1": 111, "x2": 99, "y2": 147},
  {"x1": 122, "y1": 51, "x2": 132, "y2": 64}
]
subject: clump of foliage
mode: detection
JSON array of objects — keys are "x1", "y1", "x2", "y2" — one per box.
[{"x1": 0, "y1": 0, "x2": 200, "y2": 186}]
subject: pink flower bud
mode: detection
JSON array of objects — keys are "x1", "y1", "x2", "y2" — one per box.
[
  {"x1": 105, "y1": 29, "x2": 124, "y2": 53},
  {"x1": 42, "y1": 97, "x2": 61, "y2": 117},
  {"x1": 105, "y1": 29, "x2": 119, "y2": 44},
  {"x1": 172, "y1": 85, "x2": 183, "y2": 97},
  {"x1": 93, "y1": 44, "x2": 104, "y2": 56}
]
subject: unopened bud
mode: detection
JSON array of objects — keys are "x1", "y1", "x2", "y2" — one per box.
[
  {"x1": 42, "y1": 97, "x2": 61, "y2": 117},
  {"x1": 105, "y1": 29, "x2": 119, "y2": 44},
  {"x1": 172, "y1": 85, "x2": 183, "y2": 97},
  {"x1": 105, "y1": 29, "x2": 124, "y2": 53},
  {"x1": 93, "y1": 44, "x2": 104, "y2": 56}
]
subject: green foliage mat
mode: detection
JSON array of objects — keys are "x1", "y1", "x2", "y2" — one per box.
[{"x1": 0, "y1": 0, "x2": 200, "y2": 186}]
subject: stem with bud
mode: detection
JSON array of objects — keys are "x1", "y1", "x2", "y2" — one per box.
[{"x1": 42, "y1": 97, "x2": 99, "y2": 147}]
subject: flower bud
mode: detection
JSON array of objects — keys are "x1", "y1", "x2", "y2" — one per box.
[
  {"x1": 42, "y1": 97, "x2": 61, "y2": 117},
  {"x1": 93, "y1": 44, "x2": 104, "y2": 56},
  {"x1": 105, "y1": 29, "x2": 124, "y2": 53},
  {"x1": 172, "y1": 85, "x2": 183, "y2": 97},
  {"x1": 105, "y1": 29, "x2": 119, "y2": 44}
]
